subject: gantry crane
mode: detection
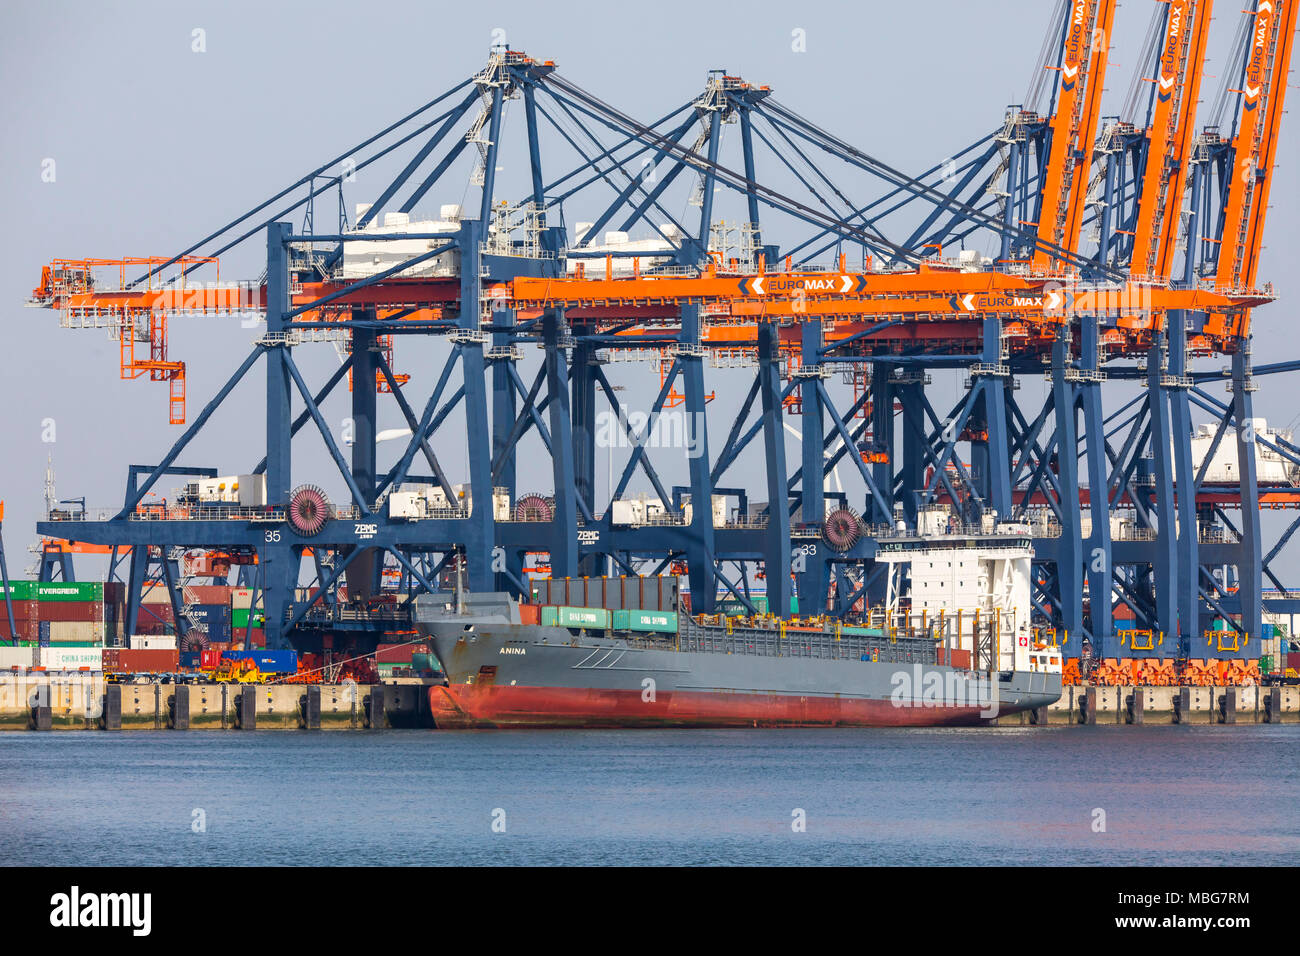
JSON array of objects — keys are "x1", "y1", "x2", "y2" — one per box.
[{"x1": 23, "y1": 5, "x2": 1300, "y2": 674}]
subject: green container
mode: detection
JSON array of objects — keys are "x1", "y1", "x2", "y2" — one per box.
[
  {"x1": 715, "y1": 594, "x2": 798, "y2": 616},
  {"x1": 34, "y1": 582, "x2": 104, "y2": 603},
  {"x1": 540, "y1": 605, "x2": 558, "y2": 627},
  {"x1": 231, "y1": 608, "x2": 265, "y2": 629},
  {"x1": 556, "y1": 606, "x2": 610, "y2": 630},
  {"x1": 840, "y1": 625, "x2": 885, "y2": 638},
  {"x1": 613, "y1": 608, "x2": 678, "y2": 633},
  {"x1": 718, "y1": 596, "x2": 766, "y2": 616},
  {"x1": 1261, "y1": 654, "x2": 1274, "y2": 674},
  {"x1": 0, "y1": 581, "x2": 35, "y2": 601}
]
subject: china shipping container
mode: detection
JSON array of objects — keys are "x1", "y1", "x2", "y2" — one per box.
[
  {"x1": 612, "y1": 608, "x2": 679, "y2": 633},
  {"x1": 540, "y1": 606, "x2": 612, "y2": 629}
]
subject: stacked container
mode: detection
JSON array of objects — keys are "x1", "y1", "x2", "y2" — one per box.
[{"x1": 0, "y1": 581, "x2": 106, "y2": 645}]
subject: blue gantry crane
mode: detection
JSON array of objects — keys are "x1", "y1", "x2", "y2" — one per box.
[{"x1": 23, "y1": 3, "x2": 1300, "y2": 682}]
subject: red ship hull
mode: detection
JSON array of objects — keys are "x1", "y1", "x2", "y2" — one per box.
[{"x1": 428, "y1": 684, "x2": 994, "y2": 729}]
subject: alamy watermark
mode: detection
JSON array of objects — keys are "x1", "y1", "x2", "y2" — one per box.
[
  {"x1": 889, "y1": 664, "x2": 1000, "y2": 719},
  {"x1": 594, "y1": 407, "x2": 707, "y2": 459}
]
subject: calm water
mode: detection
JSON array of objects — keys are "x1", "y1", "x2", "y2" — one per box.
[{"x1": 1, "y1": 726, "x2": 1297, "y2": 866}]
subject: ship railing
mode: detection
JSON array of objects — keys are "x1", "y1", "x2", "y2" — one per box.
[
  {"x1": 680, "y1": 622, "x2": 938, "y2": 665},
  {"x1": 46, "y1": 504, "x2": 364, "y2": 522},
  {"x1": 291, "y1": 604, "x2": 413, "y2": 624},
  {"x1": 720, "y1": 515, "x2": 769, "y2": 529}
]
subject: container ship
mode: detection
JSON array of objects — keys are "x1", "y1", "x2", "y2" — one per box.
[{"x1": 415, "y1": 523, "x2": 1065, "y2": 728}]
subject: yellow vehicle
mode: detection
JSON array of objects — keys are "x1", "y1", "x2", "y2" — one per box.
[{"x1": 211, "y1": 658, "x2": 263, "y2": 684}]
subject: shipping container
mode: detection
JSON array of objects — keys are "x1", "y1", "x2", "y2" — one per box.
[
  {"x1": 0, "y1": 581, "x2": 36, "y2": 601},
  {"x1": 103, "y1": 648, "x2": 179, "y2": 674},
  {"x1": 39, "y1": 646, "x2": 104, "y2": 670},
  {"x1": 186, "y1": 603, "x2": 231, "y2": 625},
  {"x1": 31, "y1": 601, "x2": 104, "y2": 623},
  {"x1": 612, "y1": 608, "x2": 678, "y2": 633},
  {"x1": 553, "y1": 606, "x2": 611, "y2": 629},
  {"x1": 48, "y1": 621, "x2": 105, "y2": 644},
  {"x1": 0, "y1": 646, "x2": 36, "y2": 669},
  {"x1": 33, "y1": 582, "x2": 104, "y2": 603},
  {"x1": 231, "y1": 608, "x2": 266, "y2": 629},
  {"x1": 130, "y1": 634, "x2": 177, "y2": 650},
  {"x1": 937, "y1": 647, "x2": 972, "y2": 669},
  {"x1": 204, "y1": 618, "x2": 233, "y2": 644},
  {"x1": 716, "y1": 594, "x2": 799, "y2": 616},
  {"x1": 222, "y1": 650, "x2": 298, "y2": 675},
  {"x1": 179, "y1": 651, "x2": 202, "y2": 669},
  {"x1": 375, "y1": 643, "x2": 417, "y2": 664}
]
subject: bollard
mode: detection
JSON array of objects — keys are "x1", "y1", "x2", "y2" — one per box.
[
  {"x1": 32, "y1": 704, "x2": 52, "y2": 731},
  {"x1": 239, "y1": 685, "x2": 257, "y2": 730},
  {"x1": 172, "y1": 684, "x2": 189, "y2": 730},
  {"x1": 368, "y1": 684, "x2": 386, "y2": 729},
  {"x1": 1218, "y1": 688, "x2": 1237, "y2": 725},
  {"x1": 1126, "y1": 690, "x2": 1144, "y2": 725},
  {"x1": 1078, "y1": 687, "x2": 1097, "y2": 725},
  {"x1": 103, "y1": 683, "x2": 122, "y2": 731},
  {"x1": 1173, "y1": 687, "x2": 1190, "y2": 724},
  {"x1": 304, "y1": 686, "x2": 321, "y2": 730},
  {"x1": 1265, "y1": 686, "x2": 1281, "y2": 724},
  {"x1": 1029, "y1": 705, "x2": 1049, "y2": 726}
]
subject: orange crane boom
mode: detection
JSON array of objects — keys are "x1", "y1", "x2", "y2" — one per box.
[{"x1": 1035, "y1": 0, "x2": 1118, "y2": 265}]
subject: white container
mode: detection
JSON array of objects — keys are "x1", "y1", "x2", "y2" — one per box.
[
  {"x1": 39, "y1": 646, "x2": 104, "y2": 671},
  {"x1": 129, "y1": 635, "x2": 177, "y2": 650},
  {"x1": 0, "y1": 646, "x2": 36, "y2": 669}
]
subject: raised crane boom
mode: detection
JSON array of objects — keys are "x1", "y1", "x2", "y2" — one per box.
[
  {"x1": 1217, "y1": 0, "x2": 1298, "y2": 290},
  {"x1": 1130, "y1": 0, "x2": 1214, "y2": 279},
  {"x1": 1034, "y1": 0, "x2": 1118, "y2": 265}
]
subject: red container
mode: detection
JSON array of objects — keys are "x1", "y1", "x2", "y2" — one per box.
[
  {"x1": 136, "y1": 604, "x2": 174, "y2": 625},
  {"x1": 519, "y1": 604, "x2": 540, "y2": 626},
  {"x1": 37, "y1": 602, "x2": 105, "y2": 623},
  {"x1": 376, "y1": 643, "x2": 414, "y2": 664},
  {"x1": 375, "y1": 642, "x2": 429, "y2": 663},
  {"x1": 187, "y1": 585, "x2": 233, "y2": 605},
  {"x1": 200, "y1": 649, "x2": 223, "y2": 670},
  {"x1": 0, "y1": 620, "x2": 39, "y2": 641},
  {"x1": 102, "y1": 648, "x2": 179, "y2": 674}
]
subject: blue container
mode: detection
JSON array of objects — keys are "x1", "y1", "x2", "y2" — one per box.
[
  {"x1": 38, "y1": 621, "x2": 51, "y2": 648},
  {"x1": 179, "y1": 651, "x2": 202, "y2": 669},
  {"x1": 223, "y1": 649, "x2": 298, "y2": 675},
  {"x1": 187, "y1": 604, "x2": 231, "y2": 625}
]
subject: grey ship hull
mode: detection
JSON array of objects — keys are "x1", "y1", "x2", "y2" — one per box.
[{"x1": 415, "y1": 598, "x2": 1061, "y2": 729}]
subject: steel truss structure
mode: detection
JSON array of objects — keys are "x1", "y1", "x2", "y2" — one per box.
[{"x1": 27, "y1": 1, "x2": 1300, "y2": 663}]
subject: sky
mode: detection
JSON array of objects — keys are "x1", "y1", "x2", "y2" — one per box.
[{"x1": 0, "y1": 0, "x2": 1296, "y2": 582}]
